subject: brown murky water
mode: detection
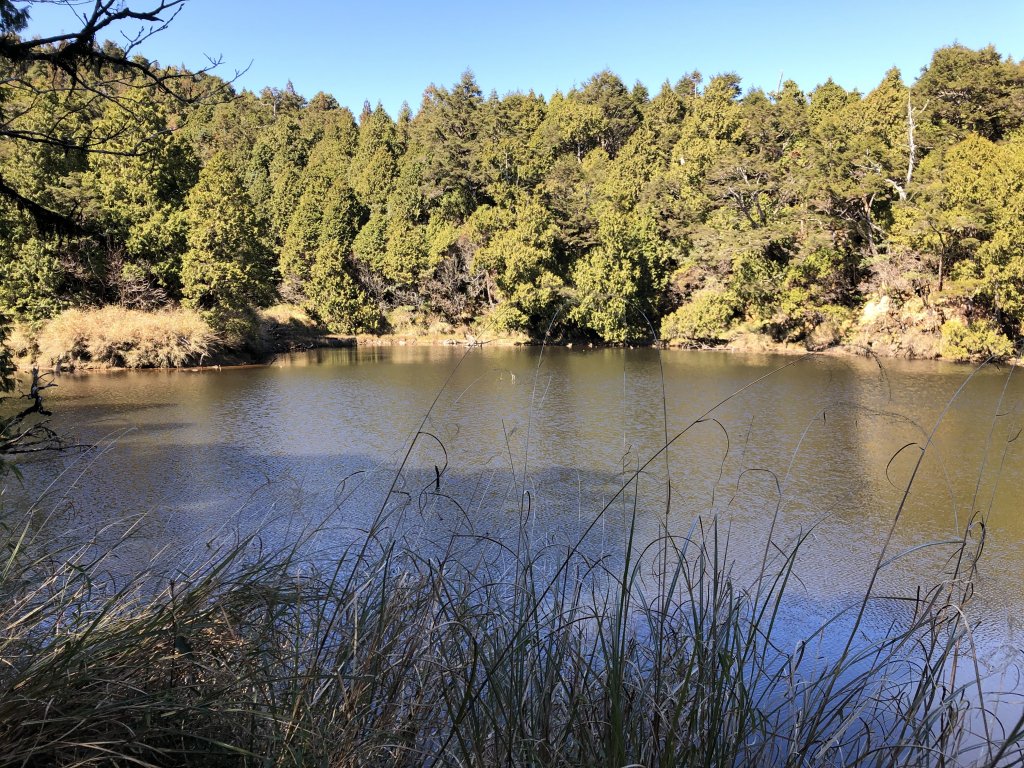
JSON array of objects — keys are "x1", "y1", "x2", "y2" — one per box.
[{"x1": 6, "y1": 346, "x2": 1024, "y2": 678}]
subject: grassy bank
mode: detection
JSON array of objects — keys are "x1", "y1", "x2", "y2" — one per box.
[
  {"x1": 11, "y1": 305, "x2": 358, "y2": 372},
  {"x1": 9, "y1": 302, "x2": 1017, "y2": 375},
  {"x1": 10, "y1": 305, "x2": 533, "y2": 373}
]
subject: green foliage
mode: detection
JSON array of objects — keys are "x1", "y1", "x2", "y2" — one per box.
[
  {"x1": 939, "y1": 318, "x2": 1014, "y2": 361},
  {"x1": 660, "y1": 287, "x2": 736, "y2": 344},
  {"x1": 0, "y1": 203, "x2": 66, "y2": 321},
  {"x1": 410, "y1": 71, "x2": 484, "y2": 223},
  {"x1": 569, "y1": 244, "x2": 652, "y2": 342},
  {"x1": 478, "y1": 91, "x2": 547, "y2": 204},
  {"x1": 279, "y1": 137, "x2": 364, "y2": 302},
  {"x1": 915, "y1": 45, "x2": 1024, "y2": 143},
  {"x1": 728, "y1": 248, "x2": 785, "y2": 322},
  {"x1": 180, "y1": 153, "x2": 274, "y2": 344},
  {"x1": 469, "y1": 198, "x2": 564, "y2": 332},
  {"x1": 76, "y1": 90, "x2": 198, "y2": 300},
  {"x1": 3, "y1": 37, "x2": 1024, "y2": 353},
  {"x1": 349, "y1": 105, "x2": 399, "y2": 210},
  {"x1": 576, "y1": 70, "x2": 642, "y2": 158},
  {"x1": 766, "y1": 248, "x2": 858, "y2": 343},
  {"x1": 304, "y1": 243, "x2": 382, "y2": 334},
  {"x1": 889, "y1": 132, "x2": 1024, "y2": 339}
]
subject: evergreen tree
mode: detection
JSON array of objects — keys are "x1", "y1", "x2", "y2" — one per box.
[
  {"x1": 77, "y1": 88, "x2": 198, "y2": 303},
  {"x1": 1, "y1": 35, "x2": 1023, "y2": 355},
  {"x1": 914, "y1": 45, "x2": 1024, "y2": 144},
  {"x1": 180, "y1": 153, "x2": 274, "y2": 343},
  {"x1": 349, "y1": 105, "x2": 400, "y2": 211}
]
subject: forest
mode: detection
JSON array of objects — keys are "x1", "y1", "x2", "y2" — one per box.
[{"x1": 2, "y1": 9, "x2": 1024, "y2": 363}]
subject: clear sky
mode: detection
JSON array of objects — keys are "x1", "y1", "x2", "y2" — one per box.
[{"x1": 24, "y1": 0, "x2": 1024, "y2": 116}]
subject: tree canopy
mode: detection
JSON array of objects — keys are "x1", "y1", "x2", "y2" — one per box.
[
  {"x1": 0, "y1": 0, "x2": 228, "y2": 465},
  {"x1": 3, "y1": 18, "x2": 1024, "y2": 360}
]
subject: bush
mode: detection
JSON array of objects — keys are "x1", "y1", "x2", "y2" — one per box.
[
  {"x1": 660, "y1": 288, "x2": 736, "y2": 345},
  {"x1": 939, "y1": 318, "x2": 1015, "y2": 362},
  {"x1": 794, "y1": 304, "x2": 854, "y2": 350},
  {"x1": 384, "y1": 305, "x2": 420, "y2": 334},
  {"x1": 486, "y1": 300, "x2": 530, "y2": 334}
]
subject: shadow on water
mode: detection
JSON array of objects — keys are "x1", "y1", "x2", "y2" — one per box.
[
  {"x1": 9, "y1": 346, "x2": 1024, "y2": 615},
  {"x1": 4, "y1": 343, "x2": 1024, "y2": 761}
]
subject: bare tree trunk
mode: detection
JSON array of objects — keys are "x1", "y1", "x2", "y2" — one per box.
[
  {"x1": 906, "y1": 97, "x2": 917, "y2": 193},
  {"x1": 863, "y1": 195, "x2": 878, "y2": 257}
]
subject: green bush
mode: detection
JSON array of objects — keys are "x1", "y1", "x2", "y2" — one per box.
[
  {"x1": 487, "y1": 300, "x2": 530, "y2": 333},
  {"x1": 939, "y1": 318, "x2": 1015, "y2": 362},
  {"x1": 660, "y1": 288, "x2": 736, "y2": 344}
]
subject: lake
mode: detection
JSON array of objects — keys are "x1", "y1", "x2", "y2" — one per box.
[{"x1": 6, "y1": 345, "x2": 1024, "y2": 682}]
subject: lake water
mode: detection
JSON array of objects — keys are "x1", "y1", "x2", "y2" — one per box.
[{"x1": 6, "y1": 345, "x2": 1024, "y2": 683}]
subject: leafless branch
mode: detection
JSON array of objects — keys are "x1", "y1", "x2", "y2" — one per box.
[
  {"x1": 0, "y1": 1, "x2": 242, "y2": 232},
  {"x1": 0, "y1": 368, "x2": 66, "y2": 457}
]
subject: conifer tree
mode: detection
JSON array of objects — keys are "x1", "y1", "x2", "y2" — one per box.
[{"x1": 180, "y1": 153, "x2": 274, "y2": 344}]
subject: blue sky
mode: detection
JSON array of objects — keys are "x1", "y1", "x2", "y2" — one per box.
[{"x1": 24, "y1": 0, "x2": 1024, "y2": 116}]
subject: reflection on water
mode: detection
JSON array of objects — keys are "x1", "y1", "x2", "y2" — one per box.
[{"x1": 5, "y1": 346, "x2": 1024, "y2": 671}]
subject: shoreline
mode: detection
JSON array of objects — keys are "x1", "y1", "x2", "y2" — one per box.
[
  {"x1": 12, "y1": 301, "x2": 1016, "y2": 376},
  {"x1": 15, "y1": 330, "x2": 1000, "y2": 377}
]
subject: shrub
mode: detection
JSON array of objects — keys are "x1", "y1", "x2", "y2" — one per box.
[
  {"x1": 800, "y1": 305, "x2": 854, "y2": 350},
  {"x1": 661, "y1": 288, "x2": 737, "y2": 344},
  {"x1": 939, "y1": 318, "x2": 1015, "y2": 362},
  {"x1": 486, "y1": 300, "x2": 530, "y2": 334}
]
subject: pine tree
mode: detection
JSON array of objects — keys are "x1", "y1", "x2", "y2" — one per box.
[{"x1": 180, "y1": 153, "x2": 274, "y2": 344}]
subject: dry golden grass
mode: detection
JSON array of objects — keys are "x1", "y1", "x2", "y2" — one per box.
[
  {"x1": 6, "y1": 323, "x2": 36, "y2": 360},
  {"x1": 36, "y1": 306, "x2": 220, "y2": 369},
  {"x1": 258, "y1": 302, "x2": 320, "y2": 327}
]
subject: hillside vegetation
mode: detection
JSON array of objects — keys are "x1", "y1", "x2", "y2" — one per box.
[{"x1": 2, "y1": 30, "x2": 1024, "y2": 361}]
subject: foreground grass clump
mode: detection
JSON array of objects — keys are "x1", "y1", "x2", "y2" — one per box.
[
  {"x1": 33, "y1": 306, "x2": 220, "y2": 369},
  {"x1": 0, "y1": 500, "x2": 1020, "y2": 768}
]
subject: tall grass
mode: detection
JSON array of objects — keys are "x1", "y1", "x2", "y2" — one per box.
[
  {"x1": 0, "y1": 353, "x2": 1022, "y2": 766},
  {"x1": 33, "y1": 306, "x2": 219, "y2": 369}
]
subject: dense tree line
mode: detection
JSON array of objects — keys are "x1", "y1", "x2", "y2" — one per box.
[
  {"x1": 2, "y1": 20, "x2": 1024, "y2": 357},
  {"x1": 1, "y1": 0, "x2": 202, "y2": 464}
]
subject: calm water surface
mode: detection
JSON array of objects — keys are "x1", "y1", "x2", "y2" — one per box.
[{"x1": 6, "y1": 346, "x2": 1024, "y2": 675}]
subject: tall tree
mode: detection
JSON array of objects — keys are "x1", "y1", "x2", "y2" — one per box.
[
  {"x1": 411, "y1": 70, "x2": 485, "y2": 222},
  {"x1": 180, "y1": 152, "x2": 274, "y2": 343},
  {"x1": 76, "y1": 87, "x2": 198, "y2": 303},
  {"x1": 914, "y1": 45, "x2": 1024, "y2": 145},
  {"x1": 576, "y1": 70, "x2": 642, "y2": 158}
]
